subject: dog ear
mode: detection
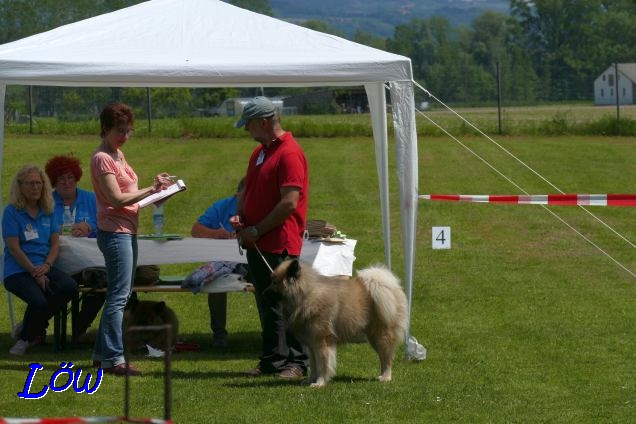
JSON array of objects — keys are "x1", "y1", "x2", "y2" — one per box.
[
  {"x1": 125, "y1": 295, "x2": 139, "y2": 311},
  {"x1": 153, "y1": 301, "x2": 167, "y2": 314},
  {"x1": 287, "y1": 258, "x2": 301, "y2": 280}
]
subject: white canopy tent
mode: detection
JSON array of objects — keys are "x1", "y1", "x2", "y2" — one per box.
[{"x1": 0, "y1": 0, "x2": 420, "y2": 358}]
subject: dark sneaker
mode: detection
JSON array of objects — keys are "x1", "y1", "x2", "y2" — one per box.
[
  {"x1": 278, "y1": 365, "x2": 306, "y2": 380},
  {"x1": 211, "y1": 338, "x2": 228, "y2": 348},
  {"x1": 103, "y1": 363, "x2": 142, "y2": 376}
]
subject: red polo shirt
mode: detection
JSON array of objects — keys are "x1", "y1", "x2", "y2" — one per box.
[{"x1": 242, "y1": 132, "x2": 308, "y2": 255}]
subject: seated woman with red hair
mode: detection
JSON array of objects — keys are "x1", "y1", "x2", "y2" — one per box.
[
  {"x1": 45, "y1": 154, "x2": 98, "y2": 342},
  {"x1": 45, "y1": 154, "x2": 97, "y2": 238}
]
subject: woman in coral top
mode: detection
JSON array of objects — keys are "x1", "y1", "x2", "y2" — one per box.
[{"x1": 90, "y1": 102, "x2": 171, "y2": 376}]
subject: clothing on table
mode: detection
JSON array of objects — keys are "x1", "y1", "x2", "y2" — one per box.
[{"x1": 182, "y1": 260, "x2": 239, "y2": 293}]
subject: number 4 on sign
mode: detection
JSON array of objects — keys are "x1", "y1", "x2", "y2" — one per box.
[{"x1": 432, "y1": 226, "x2": 451, "y2": 249}]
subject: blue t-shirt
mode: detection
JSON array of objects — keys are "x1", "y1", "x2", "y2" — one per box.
[
  {"x1": 197, "y1": 196, "x2": 237, "y2": 231},
  {"x1": 2, "y1": 204, "x2": 59, "y2": 278},
  {"x1": 52, "y1": 188, "x2": 97, "y2": 233}
]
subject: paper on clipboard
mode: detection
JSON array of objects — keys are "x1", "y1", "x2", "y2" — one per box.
[{"x1": 138, "y1": 179, "x2": 187, "y2": 208}]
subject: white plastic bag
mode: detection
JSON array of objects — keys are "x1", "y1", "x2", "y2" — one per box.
[{"x1": 406, "y1": 336, "x2": 427, "y2": 361}]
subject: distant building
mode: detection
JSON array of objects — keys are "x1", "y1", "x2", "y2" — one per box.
[
  {"x1": 594, "y1": 63, "x2": 636, "y2": 105},
  {"x1": 199, "y1": 97, "x2": 287, "y2": 117},
  {"x1": 283, "y1": 88, "x2": 368, "y2": 114}
]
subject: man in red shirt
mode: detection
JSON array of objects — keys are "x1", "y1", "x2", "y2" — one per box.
[{"x1": 233, "y1": 97, "x2": 309, "y2": 379}]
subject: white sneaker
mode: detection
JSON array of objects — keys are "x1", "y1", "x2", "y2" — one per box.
[
  {"x1": 11, "y1": 321, "x2": 23, "y2": 340},
  {"x1": 9, "y1": 339, "x2": 29, "y2": 355}
]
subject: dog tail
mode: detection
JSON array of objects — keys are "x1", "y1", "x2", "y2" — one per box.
[{"x1": 357, "y1": 265, "x2": 408, "y2": 341}]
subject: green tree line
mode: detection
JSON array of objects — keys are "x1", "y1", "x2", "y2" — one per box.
[
  {"x1": 386, "y1": 0, "x2": 636, "y2": 104},
  {"x1": 1, "y1": 0, "x2": 635, "y2": 119}
]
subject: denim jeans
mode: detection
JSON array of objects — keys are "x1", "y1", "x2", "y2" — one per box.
[
  {"x1": 4, "y1": 267, "x2": 77, "y2": 341},
  {"x1": 93, "y1": 230, "x2": 137, "y2": 368}
]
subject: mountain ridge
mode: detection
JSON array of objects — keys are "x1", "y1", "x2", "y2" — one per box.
[{"x1": 270, "y1": 0, "x2": 510, "y2": 37}]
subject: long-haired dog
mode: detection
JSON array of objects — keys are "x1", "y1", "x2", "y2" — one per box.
[
  {"x1": 270, "y1": 258, "x2": 408, "y2": 388},
  {"x1": 123, "y1": 297, "x2": 179, "y2": 351}
]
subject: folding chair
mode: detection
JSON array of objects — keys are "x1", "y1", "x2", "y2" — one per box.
[{"x1": 0, "y1": 257, "x2": 17, "y2": 333}]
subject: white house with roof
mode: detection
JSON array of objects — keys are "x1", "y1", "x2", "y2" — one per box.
[{"x1": 594, "y1": 63, "x2": 636, "y2": 105}]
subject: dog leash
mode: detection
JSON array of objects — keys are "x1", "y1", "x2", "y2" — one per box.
[
  {"x1": 237, "y1": 233, "x2": 274, "y2": 273},
  {"x1": 254, "y1": 243, "x2": 274, "y2": 273}
]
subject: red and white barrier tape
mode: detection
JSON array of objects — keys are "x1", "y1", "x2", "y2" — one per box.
[
  {"x1": 0, "y1": 418, "x2": 172, "y2": 424},
  {"x1": 419, "y1": 194, "x2": 636, "y2": 207}
]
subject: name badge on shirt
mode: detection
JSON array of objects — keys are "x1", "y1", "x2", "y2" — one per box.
[
  {"x1": 256, "y1": 150, "x2": 265, "y2": 166},
  {"x1": 24, "y1": 223, "x2": 39, "y2": 241}
]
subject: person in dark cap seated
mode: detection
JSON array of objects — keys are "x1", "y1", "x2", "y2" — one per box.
[{"x1": 190, "y1": 177, "x2": 246, "y2": 348}]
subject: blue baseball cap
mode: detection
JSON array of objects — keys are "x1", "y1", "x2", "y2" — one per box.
[{"x1": 235, "y1": 96, "x2": 277, "y2": 128}]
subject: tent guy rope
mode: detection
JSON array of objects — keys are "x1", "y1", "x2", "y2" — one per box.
[{"x1": 413, "y1": 80, "x2": 636, "y2": 278}]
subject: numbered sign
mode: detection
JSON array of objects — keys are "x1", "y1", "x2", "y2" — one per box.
[{"x1": 432, "y1": 226, "x2": 451, "y2": 249}]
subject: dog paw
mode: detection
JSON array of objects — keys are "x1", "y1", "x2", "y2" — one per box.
[
  {"x1": 310, "y1": 377, "x2": 327, "y2": 388},
  {"x1": 378, "y1": 374, "x2": 392, "y2": 382}
]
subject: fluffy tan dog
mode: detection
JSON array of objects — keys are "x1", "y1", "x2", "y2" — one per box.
[{"x1": 270, "y1": 258, "x2": 408, "y2": 388}]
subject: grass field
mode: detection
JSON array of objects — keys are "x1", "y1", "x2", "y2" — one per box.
[
  {"x1": 6, "y1": 103, "x2": 636, "y2": 138},
  {"x1": 1, "y1": 126, "x2": 636, "y2": 422}
]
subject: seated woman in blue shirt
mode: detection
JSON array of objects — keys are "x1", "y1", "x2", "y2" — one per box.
[
  {"x1": 2, "y1": 164, "x2": 77, "y2": 355},
  {"x1": 45, "y1": 154, "x2": 100, "y2": 342},
  {"x1": 190, "y1": 177, "x2": 245, "y2": 348},
  {"x1": 45, "y1": 154, "x2": 97, "y2": 238}
]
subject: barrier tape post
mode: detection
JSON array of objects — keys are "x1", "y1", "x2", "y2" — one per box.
[{"x1": 124, "y1": 324, "x2": 172, "y2": 422}]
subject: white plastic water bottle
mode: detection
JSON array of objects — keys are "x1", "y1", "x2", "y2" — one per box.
[
  {"x1": 152, "y1": 204, "x2": 164, "y2": 236},
  {"x1": 62, "y1": 205, "x2": 73, "y2": 235}
]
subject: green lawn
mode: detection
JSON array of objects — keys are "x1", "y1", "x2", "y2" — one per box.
[{"x1": 1, "y1": 132, "x2": 636, "y2": 423}]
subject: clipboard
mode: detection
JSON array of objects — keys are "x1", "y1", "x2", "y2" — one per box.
[{"x1": 138, "y1": 179, "x2": 187, "y2": 208}]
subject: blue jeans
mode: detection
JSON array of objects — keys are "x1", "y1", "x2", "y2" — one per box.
[
  {"x1": 93, "y1": 230, "x2": 137, "y2": 368},
  {"x1": 4, "y1": 267, "x2": 77, "y2": 342}
]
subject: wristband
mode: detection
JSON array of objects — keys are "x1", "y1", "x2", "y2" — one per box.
[{"x1": 247, "y1": 226, "x2": 259, "y2": 238}]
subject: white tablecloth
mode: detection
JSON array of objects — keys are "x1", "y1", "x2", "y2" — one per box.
[{"x1": 56, "y1": 236, "x2": 357, "y2": 277}]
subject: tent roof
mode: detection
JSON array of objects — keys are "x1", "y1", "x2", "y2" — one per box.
[
  {"x1": 0, "y1": 0, "x2": 412, "y2": 87},
  {"x1": 0, "y1": 0, "x2": 422, "y2": 359}
]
